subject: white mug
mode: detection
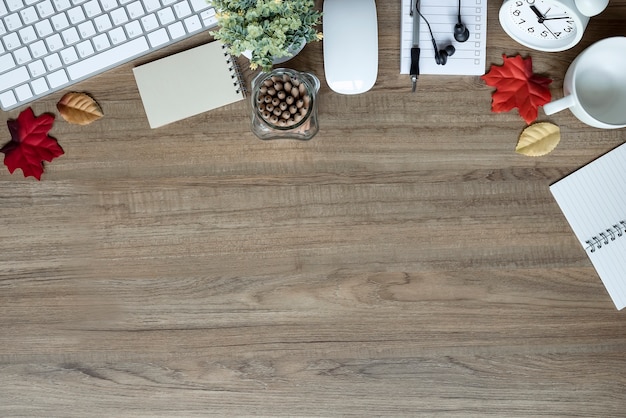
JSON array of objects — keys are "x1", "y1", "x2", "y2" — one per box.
[{"x1": 543, "y1": 37, "x2": 626, "y2": 129}]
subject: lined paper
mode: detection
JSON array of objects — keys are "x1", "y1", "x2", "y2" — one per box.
[
  {"x1": 400, "y1": 0, "x2": 487, "y2": 75},
  {"x1": 550, "y1": 143, "x2": 626, "y2": 310}
]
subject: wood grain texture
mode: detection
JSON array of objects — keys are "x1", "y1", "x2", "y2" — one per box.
[{"x1": 1, "y1": 1, "x2": 626, "y2": 416}]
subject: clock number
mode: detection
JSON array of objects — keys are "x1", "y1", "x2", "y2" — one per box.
[
  {"x1": 541, "y1": 30, "x2": 548, "y2": 37},
  {"x1": 527, "y1": 27, "x2": 535, "y2": 33},
  {"x1": 554, "y1": 31, "x2": 562, "y2": 37},
  {"x1": 513, "y1": 9, "x2": 521, "y2": 16},
  {"x1": 515, "y1": 0, "x2": 523, "y2": 6},
  {"x1": 519, "y1": 18, "x2": 526, "y2": 24},
  {"x1": 564, "y1": 26, "x2": 573, "y2": 32}
]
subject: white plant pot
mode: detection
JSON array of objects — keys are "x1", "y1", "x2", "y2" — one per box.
[{"x1": 242, "y1": 38, "x2": 306, "y2": 68}]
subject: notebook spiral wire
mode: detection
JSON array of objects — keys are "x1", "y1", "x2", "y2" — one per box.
[{"x1": 585, "y1": 221, "x2": 626, "y2": 252}]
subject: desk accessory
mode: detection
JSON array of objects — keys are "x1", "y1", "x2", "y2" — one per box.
[
  {"x1": 0, "y1": 0, "x2": 218, "y2": 111},
  {"x1": 132, "y1": 41, "x2": 245, "y2": 129},
  {"x1": 481, "y1": 54, "x2": 552, "y2": 124},
  {"x1": 515, "y1": 122, "x2": 561, "y2": 156},
  {"x1": 1, "y1": 108, "x2": 62, "y2": 180},
  {"x1": 250, "y1": 68, "x2": 320, "y2": 140},
  {"x1": 543, "y1": 37, "x2": 626, "y2": 129},
  {"x1": 498, "y1": 0, "x2": 609, "y2": 52},
  {"x1": 211, "y1": 0, "x2": 322, "y2": 72},
  {"x1": 323, "y1": 0, "x2": 378, "y2": 95},
  {"x1": 409, "y1": 0, "x2": 421, "y2": 92},
  {"x1": 56, "y1": 92, "x2": 103, "y2": 126},
  {"x1": 550, "y1": 142, "x2": 626, "y2": 310},
  {"x1": 400, "y1": 0, "x2": 486, "y2": 76}
]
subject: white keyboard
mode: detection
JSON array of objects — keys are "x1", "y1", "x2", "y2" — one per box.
[{"x1": 0, "y1": 0, "x2": 218, "y2": 111}]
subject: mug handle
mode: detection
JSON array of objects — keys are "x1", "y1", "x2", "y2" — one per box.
[{"x1": 543, "y1": 95, "x2": 575, "y2": 116}]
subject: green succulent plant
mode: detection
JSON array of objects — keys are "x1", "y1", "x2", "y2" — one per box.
[{"x1": 211, "y1": 0, "x2": 322, "y2": 72}]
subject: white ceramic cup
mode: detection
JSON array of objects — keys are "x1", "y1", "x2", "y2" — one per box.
[{"x1": 543, "y1": 37, "x2": 626, "y2": 129}]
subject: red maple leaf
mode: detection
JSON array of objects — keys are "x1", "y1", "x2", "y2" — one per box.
[
  {"x1": 481, "y1": 54, "x2": 552, "y2": 124},
  {"x1": 1, "y1": 107, "x2": 63, "y2": 180}
]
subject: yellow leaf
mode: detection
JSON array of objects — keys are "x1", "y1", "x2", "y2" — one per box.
[
  {"x1": 56, "y1": 92, "x2": 103, "y2": 125},
  {"x1": 516, "y1": 122, "x2": 560, "y2": 157}
]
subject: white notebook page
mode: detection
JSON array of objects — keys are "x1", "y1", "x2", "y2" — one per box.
[
  {"x1": 550, "y1": 143, "x2": 626, "y2": 310},
  {"x1": 400, "y1": 0, "x2": 487, "y2": 75}
]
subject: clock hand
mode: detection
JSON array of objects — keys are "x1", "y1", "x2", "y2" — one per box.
[
  {"x1": 542, "y1": 16, "x2": 571, "y2": 20},
  {"x1": 529, "y1": 5, "x2": 546, "y2": 22}
]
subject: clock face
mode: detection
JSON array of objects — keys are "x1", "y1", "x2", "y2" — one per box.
[{"x1": 500, "y1": 0, "x2": 586, "y2": 51}]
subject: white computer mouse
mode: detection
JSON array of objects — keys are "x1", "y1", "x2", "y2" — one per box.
[{"x1": 323, "y1": 0, "x2": 378, "y2": 95}]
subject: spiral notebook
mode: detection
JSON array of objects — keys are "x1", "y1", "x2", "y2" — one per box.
[
  {"x1": 550, "y1": 143, "x2": 626, "y2": 310},
  {"x1": 133, "y1": 41, "x2": 245, "y2": 128}
]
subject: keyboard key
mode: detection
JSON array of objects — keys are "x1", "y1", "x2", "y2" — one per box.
[
  {"x1": 4, "y1": 13, "x2": 23, "y2": 31},
  {"x1": 37, "y1": 0, "x2": 56, "y2": 18},
  {"x1": 76, "y1": 40, "x2": 94, "y2": 57},
  {"x1": 0, "y1": 66, "x2": 30, "y2": 91},
  {"x1": 83, "y1": 0, "x2": 102, "y2": 18},
  {"x1": 158, "y1": 7, "x2": 175, "y2": 25},
  {"x1": 127, "y1": 1, "x2": 145, "y2": 19},
  {"x1": 44, "y1": 52, "x2": 62, "y2": 71},
  {"x1": 147, "y1": 28, "x2": 169, "y2": 47},
  {"x1": 46, "y1": 69, "x2": 68, "y2": 87},
  {"x1": 14, "y1": 46, "x2": 32, "y2": 64},
  {"x1": 45, "y1": 33, "x2": 63, "y2": 51},
  {"x1": 94, "y1": 14, "x2": 112, "y2": 32},
  {"x1": 51, "y1": 13, "x2": 70, "y2": 30},
  {"x1": 18, "y1": 25, "x2": 37, "y2": 43},
  {"x1": 184, "y1": 15, "x2": 201, "y2": 33},
  {"x1": 190, "y1": 0, "x2": 211, "y2": 12},
  {"x1": 144, "y1": 0, "x2": 161, "y2": 13},
  {"x1": 78, "y1": 20, "x2": 96, "y2": 38},
  {"x1": 174, "y1": 1, "x2": 192, "y2": 18},
  {"x1": 53, "y1": 0, "x2": 72, "y2": 11},
  {"x1": 61, "y1": 27, "x2": 80, "y2": 44},
  {"x1": 141, "y1": 14, "x2": 158, "y2": 31},
  {"x1": 108, "y1": 27, "x2": 126, "y2": 44},
  {"x1": 34, "y1": 19, "x2": 54, "y2": 37},
  {"x1": 15, "y1": 83, "x2": 33, "y2": 101},
  {"x1": 31, "y1": 77, "x2": 49, "y2": 94},
  {"x1": 7, "y1": 0, "x2": 24, "y2": 12},
  {"x1": 100, "y1": 0, "x2": 117, "y2": 11},
  {"x1": 68, "y1": 6, "x2": 86, "y2": 24},
  {"x1": 28, "y1": 59, "x2": 46, "y2": 76},
  {"x1": 20, "y1": 6, "x2": 38, "y2": 25},
  {"x1": 125, "y1": 20, "x2": 142, "y2": 38},
  {"x1": 0, "y1": 54, "x2": 16, "y2": 72},
  {"x1": 92, "y1": 33, "x2": 110, "y2": 51},
  {"x1": 59, "y1": 46, "x2": 78, "y2": 63},
  {"x1": 167, "y1": 21, "x2": 185, "y2": 39},
  {"x1": 111, "y1": 7, "x2": 129, "y2": 25},
  {"x1": 67, "y1": 36, "x2": 148, "y2": 80},
  {"x1": 3, "y1": 32, "x2": 21, "y2": 50},
  {"x1": 0, "y1": 91, "x2": 18, "y2": 109},
  {"x1": 29, "y1": 40, "x2": 47, "y2": 58}
]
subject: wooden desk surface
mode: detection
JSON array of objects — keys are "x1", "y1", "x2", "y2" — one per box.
[{"x1": 2, "y1": 2, "x2": 626, "y2": 416}]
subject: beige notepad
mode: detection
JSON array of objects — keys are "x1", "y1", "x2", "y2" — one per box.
[{"x1": 133, "y1": 41, "x2": 245, "y2": 128}]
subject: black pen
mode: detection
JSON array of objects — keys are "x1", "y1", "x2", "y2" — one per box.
[{"x1": 410, "y1": 0, "x2": 420, "y2": 92}]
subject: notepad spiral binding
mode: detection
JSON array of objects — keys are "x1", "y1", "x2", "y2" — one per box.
[
  {"x1": 585, "y1": 221, "x2": 626, "y2": 252},
  {"x1": 222, "y1": 45, "x2": 247, "y2": 97}
]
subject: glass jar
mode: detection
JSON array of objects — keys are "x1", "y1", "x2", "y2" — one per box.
[{"x1": 250, "y1": 68, "x2": 320, "y2": 141}]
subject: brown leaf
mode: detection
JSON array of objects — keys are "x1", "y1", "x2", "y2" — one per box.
[
  {"x1": 516, "y1": 122, "x2": 560, "y2": 157},
  {"x1": 57, "y1": 92, "x2": 103, "y2": 125}
]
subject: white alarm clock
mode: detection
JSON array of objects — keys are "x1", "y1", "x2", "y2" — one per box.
[{"x1": 499, "y1": 0, "x2": 609, "y2": 52}]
